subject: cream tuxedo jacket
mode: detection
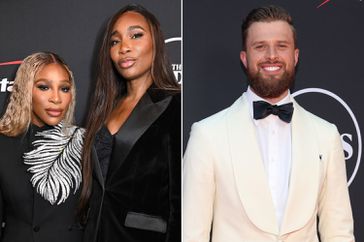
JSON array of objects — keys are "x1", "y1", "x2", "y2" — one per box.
[{"x1": 183, "y1": 93, "x2": 354, "y2": 242}]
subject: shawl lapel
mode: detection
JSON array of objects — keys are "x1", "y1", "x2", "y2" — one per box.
[
  {"x1": 280, "y1": 101, "x2": 320, "y2": 235},
  {"x1": 227, "y1": 95, "x2": 321, "y2": 235},
  {"x1": 227, "y1": 94, "x2": 279, "y2": 235}
]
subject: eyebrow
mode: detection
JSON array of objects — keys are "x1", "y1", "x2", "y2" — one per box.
[
  {"x1": 251, "y1": 40, "x2": 291, "y2": 46},
  {"x1": 111, "y1": 25, "x2": 146, "y2": 36},
  {"x1": 34, "y1": 79, "x2": 71, "y2": 84},
  {"x1": 277, "y1": 40, "x2": 290, "y2": 44}
]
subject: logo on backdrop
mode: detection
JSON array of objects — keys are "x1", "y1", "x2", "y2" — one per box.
[
  {"x1": 165, "y1": 37, "x2": 182, "y2": 84},
  {"x1": 0, "y1": 60, "x2": 22, "y2": 92},
  {"x1": 317, "y1": 0, "x2": 363, "y2": 8},
  {"x1": 293, "y1": 88, "x2": 362, "y2": 186},
  {"x1": 317, "y1": 0, "x2": 332, "y2": 8}
]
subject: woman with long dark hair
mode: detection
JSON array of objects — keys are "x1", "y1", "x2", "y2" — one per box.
[
  {"x1": 0, "y1": 52, "x2": 84, "y2": 242},
  {"x1": 81, "y1": 4, "x2": 180, "y2": 242}
]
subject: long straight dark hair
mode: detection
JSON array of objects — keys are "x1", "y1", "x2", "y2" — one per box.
[{"x1": 78, "y1": 4, "x2": 180, "y2": 218}]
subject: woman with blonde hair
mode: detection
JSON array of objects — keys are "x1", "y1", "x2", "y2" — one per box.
[{"x1": 0, "y1": 52, "x2": 84, "y2": 242}]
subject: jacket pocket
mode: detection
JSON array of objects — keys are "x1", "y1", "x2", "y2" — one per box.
[{"x1": 124, "y1": 211, "x2": 167, "y2": 233}]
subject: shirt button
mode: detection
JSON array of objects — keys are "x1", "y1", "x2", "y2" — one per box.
[{"x1": 33, "y1": 225, "x2": 40, "y2": 232}]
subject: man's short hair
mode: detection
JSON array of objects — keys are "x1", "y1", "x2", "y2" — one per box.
[{"x1": 241, "y1": 5, "x2": 297, "y2": 50}]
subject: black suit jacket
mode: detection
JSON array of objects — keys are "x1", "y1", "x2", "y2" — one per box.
[
  {"x1": 0, "y1": 127, "x2": 83, "y2": 242},
  {"x1": 84, "y1": 89, "x2": 181, "y2": 242}
]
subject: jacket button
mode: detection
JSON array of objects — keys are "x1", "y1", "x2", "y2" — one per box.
[{"x1": 33, "y1": 226, "x2": 40, "y2": 232}]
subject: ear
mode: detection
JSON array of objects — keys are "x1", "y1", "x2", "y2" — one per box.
[
  {"x1": 240, "y1": 51, "x2": 248, "y2": 68},
  {"x1": 294, "y1": 48, "x2": 299, "y2": 66}
]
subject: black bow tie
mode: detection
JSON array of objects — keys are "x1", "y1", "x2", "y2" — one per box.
[{"x1": 253, "y1": 101, "x2": 294, "y2": 123}]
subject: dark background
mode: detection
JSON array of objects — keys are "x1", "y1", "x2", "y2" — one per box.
[{"x1": 184, "y1": 0, "x2": 364, "y2": 239}]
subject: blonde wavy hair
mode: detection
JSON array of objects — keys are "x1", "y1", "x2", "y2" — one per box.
[{"x1": 0, "y1": 52, "x2": 76, "y2": 137}]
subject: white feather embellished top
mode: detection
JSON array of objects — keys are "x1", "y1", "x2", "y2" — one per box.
[{"x1": 23, "y1": 122, "x2": 85, "y2": 205}]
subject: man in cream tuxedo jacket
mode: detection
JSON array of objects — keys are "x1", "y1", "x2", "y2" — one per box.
[{"x1": 183, "y1": 5, "x2": 355, "y2": 242}]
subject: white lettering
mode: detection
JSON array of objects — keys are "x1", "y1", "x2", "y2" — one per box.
[
  {"x1": 0, "y1": 78, "x2": 9, "y2": 92},
  {"x1": 293, "y1": 88, "x2": 362, "y2": 186},
  {"x1": 0, "y1": 78, "x2": 13, "y2": 92},
  {"x1": 341, "y1": 133, "x2": 353, "y2": 160},
  {"x1": 173, "y1": 70, "x2": 182, "y2": 84},
  {"x1": 172, "y1": 64, "x2": 181, "y2": 71},
  {"x1": 7, "y1": 81, "x2": 13, "y2": 92},
  {"x1": 172, "y1": 64, "x2": 182, "y2": 84}
]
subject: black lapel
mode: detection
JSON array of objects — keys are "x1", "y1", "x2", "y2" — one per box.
[
  {"x1": 107, "y1": 90, "x2": 172, "y2": 180},
  {"x1": 92, "y1": 147, "x2": 105, "y2": 189}
]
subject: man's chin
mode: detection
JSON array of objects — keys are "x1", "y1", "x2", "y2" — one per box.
[
  {"x1": 250, "y1": 76, "x2": 291, "y2": 98},
  {"x1": 259, "y1": 74, "x2": 282, "y2": 82},
  {"x1": 251, "y1": 85, "x2": 287, "y2": 98}
]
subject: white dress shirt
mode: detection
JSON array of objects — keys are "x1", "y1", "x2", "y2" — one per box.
[{"x1": 246, "y1": 87, "x2": 292, "y2": 228}]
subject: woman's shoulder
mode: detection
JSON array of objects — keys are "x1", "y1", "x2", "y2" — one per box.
[
  {"x1": 0, "y1": 133, "x2": 25, "y2": 167},
  {"x1": 148, "y1": 86, "x2": 180, "y2": 101},
  {"x1": 165, "y1": 91, "x2": 181, "y2": 109},
  {"x1": 0, "y1": 132, "x2": 23, "y2": 145},
  {"x1": 158, "y1": 89, "x2": 181, "y2": 105},
  {"x1": 170, "y1": 91, "x2": 181, "y2": 103}
]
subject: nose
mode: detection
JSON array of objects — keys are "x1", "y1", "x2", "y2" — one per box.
[
  {"x1": 266, "y1": 46, "x2": 278, "y2": 61},
  {"x1": 49, "y1": 90, "x2": 61, "y2": 104},
  {"x1": 119, "y1": 39, "x2": 131, "y2": 54}
]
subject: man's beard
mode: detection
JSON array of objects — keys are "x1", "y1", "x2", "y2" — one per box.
[{"x1": 247, "y1": 63, "x2": 295, "y2": 99}]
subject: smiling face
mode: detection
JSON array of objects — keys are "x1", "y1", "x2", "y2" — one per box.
[
  {"x1": 240, "y1": 20, "x2": 299, "y2": 101},
  {"x1": 31, "y1": 63, "x2": 72, "y2": 127},
  {"x1": 109, "y1": 11, "x2": 154, "y2": 84}
]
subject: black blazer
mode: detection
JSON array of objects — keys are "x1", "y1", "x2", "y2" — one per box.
[
  {"x1": 84, "y1": 89, "x2": 181, "y2": 242},
  {"x1": 0, "y1": 127, "x2": 83, "y2": 242}
]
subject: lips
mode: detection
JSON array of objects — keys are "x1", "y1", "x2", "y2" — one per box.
[
  {"x1": 260, "y1": 62, "x2": 284, "y2": 74},
  {"x1": 118, "y1": 57, "x2": 136, "y2": 69},
  {"x1": 45, "y1": 108, "x2": 63, "y2": 117}
]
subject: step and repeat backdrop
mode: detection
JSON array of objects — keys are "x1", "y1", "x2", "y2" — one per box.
[
  {"x1": 184, "y1": 0, "x2": 364, "y2": 240},
  {"x1": 0, "y1": 0, "x2": 181, "y2": 125}
]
